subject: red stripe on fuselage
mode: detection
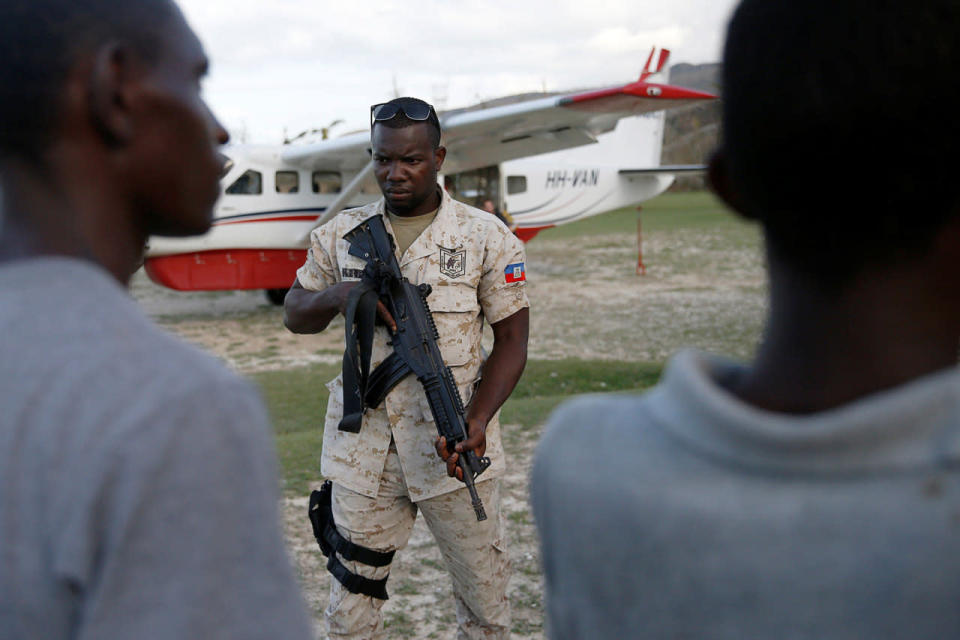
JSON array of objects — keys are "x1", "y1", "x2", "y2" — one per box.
[{"x1": 213, "y1": 214, "x2": 319, "y2": 226}]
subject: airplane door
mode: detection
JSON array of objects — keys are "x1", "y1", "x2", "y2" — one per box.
[{"x1": 444, "y1": 165, "x2": 501, "y2": 210}]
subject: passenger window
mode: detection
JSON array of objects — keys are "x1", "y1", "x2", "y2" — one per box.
[
  {"x1": 312, "y1": 171, "x2": 342, "y2": 194},
  {"x1": 276, "y1": 171, "x2": 299, "y2": 193},
  {"x1": 507, "y1": 175, "x2": 527, "y2": 195},
  {"x1": 225, "y1": 169, "x2": 262, "y2": 195}
]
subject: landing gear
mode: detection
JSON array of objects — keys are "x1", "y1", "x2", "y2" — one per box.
[{"x1": 265, "y1": 288, "x2": 288, "y2": 306}]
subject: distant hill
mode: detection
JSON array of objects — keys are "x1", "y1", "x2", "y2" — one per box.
[
  {"x1": 668, "y1": 63, "x2": 722, "y2": 93},
  {"x1": 663, "y1": 62, "x2": 722, "y2": 190}
]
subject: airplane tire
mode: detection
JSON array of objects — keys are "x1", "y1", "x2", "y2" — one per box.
[{"x1": 265, "y1": 288, "x2": 288, "y2": 306}]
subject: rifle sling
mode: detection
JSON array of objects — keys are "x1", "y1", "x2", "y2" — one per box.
[
  {"x1": 339, "y1": 282, "x2": 413, "y2": 432},
  {"x1": 339, "y1": 282, "x2": 379, "y2": 433}
]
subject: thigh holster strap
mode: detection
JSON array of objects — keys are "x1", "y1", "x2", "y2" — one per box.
[
  {"x1": 325, "y1": 553, "x2": 390, "y2": 600},
  {"x1": 308, "y1": 481, "x2": 395, "y2": 599}
]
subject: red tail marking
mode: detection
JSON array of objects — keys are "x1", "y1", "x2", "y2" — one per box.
[
  {"x1": 656, "y1": 48, "x2": 670, "y2": 73},
  {"x1": 639, "y1": 46, "x2": 671, "y2": 82},
  {"x1": 640, "y1": 47, "x2": 657, "y2": 81}
]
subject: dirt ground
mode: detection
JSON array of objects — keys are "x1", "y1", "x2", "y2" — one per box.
[{"x1": 132, "y1": 223, "x2": 766, "y2": 639}]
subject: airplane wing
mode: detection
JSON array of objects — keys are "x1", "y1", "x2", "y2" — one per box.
[
  {"x1": 280, "y1": 130, "x2": 370, "y2": 172},
  {"x1": 281, "y1": 81, "x2": 716, "y2": 175},
  {"x1": 280, "y1": 48, "x2": 716, "y2": 233},
  {"x1": 437, "y1": 82, "x2": 714, "y2": 175}
]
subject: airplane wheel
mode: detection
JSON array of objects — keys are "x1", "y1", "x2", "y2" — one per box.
[{"x1": 265, "y1": 288, "x2": 288, "y2": 306}]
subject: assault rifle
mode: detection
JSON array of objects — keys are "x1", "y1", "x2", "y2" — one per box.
[{"x1": 340, "y1": 215, "x2": 491, "y2": 521}]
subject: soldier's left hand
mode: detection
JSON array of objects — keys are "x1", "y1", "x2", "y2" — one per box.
[{"x1": 435, "y1": 419, "x2": 487, "y2": 480}]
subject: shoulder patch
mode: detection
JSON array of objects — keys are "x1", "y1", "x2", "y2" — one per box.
[{"x1": 504, "y1": 262, "x2": 526, "y2": 283}]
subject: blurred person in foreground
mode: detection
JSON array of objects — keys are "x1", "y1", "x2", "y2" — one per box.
[
  {"x1": 532, "y1": 1, "x2": 960, "y2": 638},
  {"x1": 0, "y1": 1, "x2": 313, "y2": 638}
]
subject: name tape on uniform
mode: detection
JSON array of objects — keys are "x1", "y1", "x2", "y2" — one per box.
[{"x1": 504, "y1": 263, "x2": 526, "y2": 283}]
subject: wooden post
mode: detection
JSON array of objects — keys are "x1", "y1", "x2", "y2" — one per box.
[{"x1": 636, "y1": 206, "x2": 646, "y2": 276}]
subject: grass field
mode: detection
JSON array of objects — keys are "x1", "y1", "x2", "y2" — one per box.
[{"x1": 538, "y1": 190, "x2": 749, "y2": 239}]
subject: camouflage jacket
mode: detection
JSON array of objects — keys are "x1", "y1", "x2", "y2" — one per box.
[{"x1": 297, "y1": 190, "x2": 529, "y2": 500}]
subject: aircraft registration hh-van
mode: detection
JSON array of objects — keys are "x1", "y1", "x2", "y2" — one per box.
[{"x1": 144, "y1": 49, "x2": 715, "y2": 303}]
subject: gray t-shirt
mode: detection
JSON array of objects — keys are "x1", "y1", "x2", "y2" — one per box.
[
  {"x1": 532, "y1": 349, "x2": 960, "y2": 639},
  {"x1": 0, "y1": 258, "x2": 313, "y2": 640}
]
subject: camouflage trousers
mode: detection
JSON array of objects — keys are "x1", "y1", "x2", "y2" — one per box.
[{"x1": 325, "y1": 444, "x2": 511, "y2": 640}]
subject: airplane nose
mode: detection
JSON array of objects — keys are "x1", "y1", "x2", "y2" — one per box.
[{"x1": 216, "y1": 152, "x2": 233, "y2": 178}]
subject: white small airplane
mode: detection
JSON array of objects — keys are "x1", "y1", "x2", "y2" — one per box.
[{"x1": 144, "y1": 48, "x2": 714, "y2": 302}]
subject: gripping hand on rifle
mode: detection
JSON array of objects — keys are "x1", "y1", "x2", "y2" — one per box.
[
  {"x1": 434, "y1": 307, "x2": 529, "y2": 478},
  {"x1": 284, "y1": 278, "x2": 397, "y2": 334}
]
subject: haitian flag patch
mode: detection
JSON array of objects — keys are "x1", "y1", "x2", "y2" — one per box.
[{"x1": 504, "y1": 262, "x2": 526, "y2": 283}]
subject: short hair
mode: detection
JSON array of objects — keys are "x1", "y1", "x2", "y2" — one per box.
[
  {"x1": 372, "y1": 98, "x2": 442, "y2": 149},
  {"x1": 721, "y1": 0, "x2": 960, "y2": 282},
  {"x1": 0, "y1": 0, "x2": 176, "y2": 163}
]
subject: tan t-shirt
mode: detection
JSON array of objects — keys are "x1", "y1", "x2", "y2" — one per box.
[{"x1": 387, "y1": 208, "x2": 438, "y2": 256}]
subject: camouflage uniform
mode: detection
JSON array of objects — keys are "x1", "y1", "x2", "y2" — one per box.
[{"x1": 297, "y1": 189, "x2": 529, "y2": 639}]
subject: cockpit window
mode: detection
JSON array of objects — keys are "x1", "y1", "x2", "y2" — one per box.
[
  {"x1": 276, "y1": 171, "x2": 299, "y2": 193},
  {"x1": 312, "y1": 171, "x2": 342, "y2": 194},
  {"x1": 225, "y1": 169, "x2": 262, "y2": 195}
]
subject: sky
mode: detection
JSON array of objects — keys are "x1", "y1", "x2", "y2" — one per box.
[{"x1": 175, "y1": 0, "x2": 740, "y2": 145}]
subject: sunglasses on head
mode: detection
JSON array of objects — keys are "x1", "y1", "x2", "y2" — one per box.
[{"x1": 370, "y1": 98, "x2": 437, "y2": 127}]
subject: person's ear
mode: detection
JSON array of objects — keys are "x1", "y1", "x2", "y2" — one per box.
[
  {"x1": 707, "y1": 147, "x2": 756, "y2": 220},
  {"x1": 434, "y1": 145, "x2": 446, "y2": 172},
  {"x1": 87, "y1": 42, "x2": 138, "y2": 147}
]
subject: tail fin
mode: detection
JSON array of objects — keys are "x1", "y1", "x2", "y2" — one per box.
[{"x1": 639, "y1": 46, "x2": 671, "y2": 82}]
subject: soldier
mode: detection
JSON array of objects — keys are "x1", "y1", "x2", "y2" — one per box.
[
  {"x1": 0, "y1": 1, "x2": 313, "y2": 638},
  {"x1": 285, "y1": 97, "x2": 529, "y2": 639}
]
